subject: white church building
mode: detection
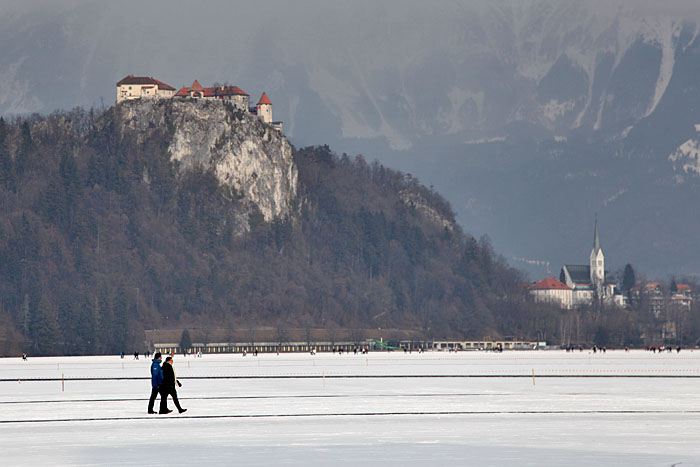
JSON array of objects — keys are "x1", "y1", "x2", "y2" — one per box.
[{"x1": 559, "y1": 217, "x2": 626, "y2": 308}]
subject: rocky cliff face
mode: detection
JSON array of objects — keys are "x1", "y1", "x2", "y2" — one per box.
[{"x1": 117, "y1": 99, "x2": 297, "y2": 223}]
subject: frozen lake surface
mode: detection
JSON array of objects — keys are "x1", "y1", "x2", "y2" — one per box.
[{"x1": 1, "y1": 350, "x2": 700, "y2": 466}]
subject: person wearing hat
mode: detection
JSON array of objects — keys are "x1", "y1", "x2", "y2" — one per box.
[
  {"x1": 148, "y1": 352, "x2": 164, "y2": 414},
  {"x1": 161, "y1": 356, "x2": 186, "y2": 414}
]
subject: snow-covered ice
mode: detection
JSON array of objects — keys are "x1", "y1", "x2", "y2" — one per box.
[{"x1": 1, "y1": 350, "x2": 700, "y2": 466}]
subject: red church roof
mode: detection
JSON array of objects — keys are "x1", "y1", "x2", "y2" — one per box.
[
  {"x1": 257, "y1": 92, "x2": 271, "y2": 105},
  {"x1": 191, "y1": 80, "x2": 204, "y2": 91},
  {"x1": 530, "y1": 277, "x2": 572, "y2": 291}
]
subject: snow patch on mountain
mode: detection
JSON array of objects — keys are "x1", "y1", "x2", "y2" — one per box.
[
  {"x1": 641, "y1": 19, "x2": 681, "y2": 118},
  {"x1": 603, "y1": 187, "x2": 628, "y2": 206},
  {"x1": 440, "y1": 88, "x2": 484, "y2": 135},
  {"x1": 308, "y1": 66, "x2": 411, "y2": 150},
  {"x1": 465, "y1": 137, "x2": 506, "y2": 145},
  {"x1": 669, "y1": 136, "x2": 700, "y2": 178},
  {"x1": 541, "y1": 99, "x2": 576, "y2": 124}
]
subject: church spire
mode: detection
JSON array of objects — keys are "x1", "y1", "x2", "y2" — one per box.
[
  {"x1": 590, "y1": 214, "x2": 604, "y2": 288},
  {"x1": 592, "y1": 213, "x2": 601, "y2": 254}
]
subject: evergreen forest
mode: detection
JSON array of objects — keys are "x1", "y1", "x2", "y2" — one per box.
[{"x1": 0, "y1": 107, "x2": 696, "y2": 355}]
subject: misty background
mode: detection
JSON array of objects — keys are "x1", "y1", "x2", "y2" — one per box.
[{"x1": 3, "y1": 0, "x2": 700, "y2": 280}]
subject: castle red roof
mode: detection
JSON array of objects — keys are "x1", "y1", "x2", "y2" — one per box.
[
  {"x1": 257, "y1": 92, "x2": 271, "y2": 105},
  {"x1": 677, "y1": 284, "x2": 691, "y2": 292},
  {"x1": 230, "y1": 86, "x2": 248, "y2": 96},
  {"x1": 202, "y1": 85, "x2": 250, "y2": 98},
  {"x1": 175, "y1": 82, "x2": 251, "y2": 99},
  {"x1": 116, "y1": 75, "x2": 175, "y2": 91},
  {"x1": 530, "y1": 277, "x2": 572, "y2": 291},
  {"x1": 151, "y1": 78, "x2": 175, "y2": 91}
]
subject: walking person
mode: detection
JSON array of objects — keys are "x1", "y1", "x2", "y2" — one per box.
[
  {"x1": 161, "y1": 356, "x2": 186, "y2": 414},
  {"x1": 148, "y1": 352, "x2": 164, "y2": 414}
]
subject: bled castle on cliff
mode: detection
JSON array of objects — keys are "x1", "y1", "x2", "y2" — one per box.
[{"x1": 115, "y1": 74, "x2": 282, "y2": 132}]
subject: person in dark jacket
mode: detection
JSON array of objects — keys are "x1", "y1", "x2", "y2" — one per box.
[
  {"x1": 148, "y1": 352, "x2": 164, "y2": 414},
  {"x1": 161, "y1": 356, "x2": 186, "y2": 414}
]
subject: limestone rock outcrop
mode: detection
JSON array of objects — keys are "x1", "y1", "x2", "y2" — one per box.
[{"x1": 118, "y1": 99, "x2": 297, "y2": 223}]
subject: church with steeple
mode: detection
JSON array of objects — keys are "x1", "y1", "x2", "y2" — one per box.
[{"x1": 559, "y1": 216, "x2": 626, "y2": 308}]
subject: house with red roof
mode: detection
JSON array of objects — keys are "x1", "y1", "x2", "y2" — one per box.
[
  {"x1": 116, "y1": 75, "x2": 176, "y2": 103},
  {"x1": 671, "y1": 283, "x2": 692, "y2": 312},
  {"x1": 528, "y1": 277, "x2": 573, "y2": 309}
]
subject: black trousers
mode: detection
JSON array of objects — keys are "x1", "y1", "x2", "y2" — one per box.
[
  {"x1": 147, "y1": 386, "x2": 160, "y2": 413},
  {"x1": 160, "y1": 385, "x2": 183, "y2": 413}
]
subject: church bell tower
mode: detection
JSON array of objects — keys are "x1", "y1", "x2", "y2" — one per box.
[{"x1": 589, "y1": 215, "x2": 605, "y2": 290}]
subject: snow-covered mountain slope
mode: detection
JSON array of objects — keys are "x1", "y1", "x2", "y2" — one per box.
[
  {"x1": 0, "y1": 1, "x2": 697, "y2": 142},
  {"x1": 669, "y1": 125, "x2": 700, "y2": 179}
]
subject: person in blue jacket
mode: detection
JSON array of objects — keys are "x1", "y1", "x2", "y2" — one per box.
[{"x1": 147, "y1": 352, "x2": 165, "y2": 414}]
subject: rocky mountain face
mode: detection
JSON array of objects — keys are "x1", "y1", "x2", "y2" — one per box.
[
  {"x1": 118, "y1": 100, "x2": 297, "y2": 223},
  {"x1": 3, "y1": 0, "x2": 700, "y2": 276}
]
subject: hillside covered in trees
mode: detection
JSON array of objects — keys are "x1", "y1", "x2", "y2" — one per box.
[{"x1": 0, "y1": 104, "x2": 678, "y2": 355}]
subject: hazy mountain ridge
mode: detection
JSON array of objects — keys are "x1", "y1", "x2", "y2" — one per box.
[
  {"x1": 3, "y1": 0, "x2": 700, "y2": 276},
  {"x1": 1, "y1": 1, "x2": 695, "y2": 138}
]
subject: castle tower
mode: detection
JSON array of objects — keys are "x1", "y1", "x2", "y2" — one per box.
[
  {"x1": 589, "y1": 215, "x2": 605, "y2": 291},
  {"x1": 189, "y1": 80, "x2": 204, "y2": 98},
  {"x1": 256, "y1": 92, "x2": 272, "y2": 124}
]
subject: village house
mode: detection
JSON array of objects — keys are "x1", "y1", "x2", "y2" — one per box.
[
  {"x1": 630, "y1": 281, "x2": 693, "y2": 318},
  {"x1": 116, "y1": 75, "x2": 176, "y2": 102},
  {"x1": 528, "y1": 277, "x2": 573, "y2": 309},
  {"x1": 630, "y1": 282, "x2": 694, "y2": 341}
]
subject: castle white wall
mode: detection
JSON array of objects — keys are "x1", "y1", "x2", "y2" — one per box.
[
  {"x1": 117, "y1": 84, "x2": 173, "y2": 103},
  {"x1": 230, "y1": 94, "x2": 249, "y2": 111}
]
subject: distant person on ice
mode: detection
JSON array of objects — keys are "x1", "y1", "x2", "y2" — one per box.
[
  {"x1": 148, "y1": 352, "x2": 163, "y2": 414},
  {"x1": 161, "y1": 356, "x2": 187, "y2": 414}
]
